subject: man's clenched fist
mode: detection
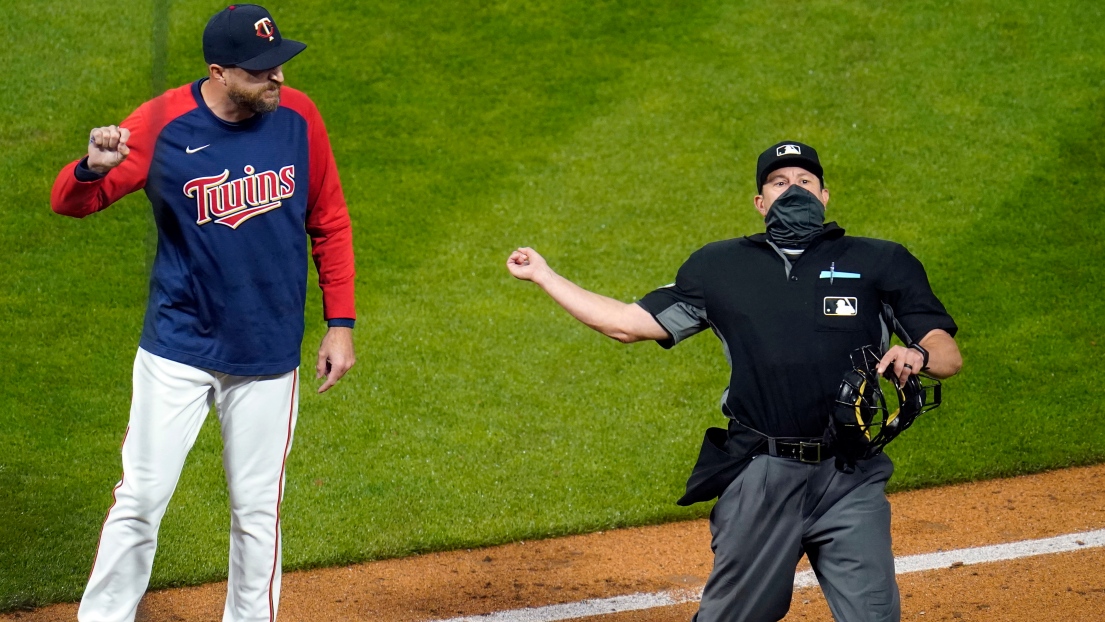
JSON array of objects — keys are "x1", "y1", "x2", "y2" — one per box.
[
  {"x1": 506, "y1": 247, "x2": 550, "y2": 283},
  {"x1": 87, "y1": 125, "x2": 131, "y2": 174}
]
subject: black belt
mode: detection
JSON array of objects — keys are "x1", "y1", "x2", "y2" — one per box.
[
  {"x1": 730, "y1": 417, "x2": 833, "y2": 464},
  {"x1": 761, "y1": 438, "x2": 832, "y2": 463}
]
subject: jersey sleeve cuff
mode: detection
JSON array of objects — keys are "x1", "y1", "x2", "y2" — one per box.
[
  {"x1": 74, "y1": 157, "x2": 107, "y2": 182},
  {"x1": 636, "y1": 298, "x2": 707, "y2": 349},
  {"x1": 327, "y1": 318, "x2": 355, "y2": 329},
  {"x1": 900, "y1": 316, "x2": 958, "y2": 343}
]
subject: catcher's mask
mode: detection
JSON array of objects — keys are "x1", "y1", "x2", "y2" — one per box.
[{"x1": 829, "y1": 345, "x2": 942, "y2": 464}]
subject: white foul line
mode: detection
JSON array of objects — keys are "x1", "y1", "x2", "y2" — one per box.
[
  {"x1": 433, "y1": 528, "x2": 1105, "y2": 622},
  {"x1": 793, "y1": 527, "x2": 1105, "y2": 590},
  {"x1": 434, "y1": 590, "x2": 702, "y2": 622}
]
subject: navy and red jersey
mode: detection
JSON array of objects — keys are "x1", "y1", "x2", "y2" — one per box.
[{"x1": 51, "y1": 79, "x2": 355, "y2": 376}]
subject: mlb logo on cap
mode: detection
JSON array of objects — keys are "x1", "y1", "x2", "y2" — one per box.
[{"x1": 756, "y1": 140, "x2": 824, "y2": 190}]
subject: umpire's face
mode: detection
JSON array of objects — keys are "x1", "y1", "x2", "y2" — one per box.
[{"x1": 754, "y1": 166, "x2": 830, "y2": 217}]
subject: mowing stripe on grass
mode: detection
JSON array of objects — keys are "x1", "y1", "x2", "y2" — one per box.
[{"x1": 434, "y1": 528, "x2": 1105, "y2": 622}]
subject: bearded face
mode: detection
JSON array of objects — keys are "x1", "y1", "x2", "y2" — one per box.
[{"x1": 226, "y1": 79, "x2": 281, "y2": 114}]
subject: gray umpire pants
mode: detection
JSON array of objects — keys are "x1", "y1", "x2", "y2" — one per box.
[{"x1": 692, "y1": 453, "x2": 899, "y2": 622}]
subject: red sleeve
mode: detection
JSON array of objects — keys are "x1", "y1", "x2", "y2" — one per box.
[
  {"x1": 50, "y1": 84, "x2": 198, "y2": 218},
  {"x1": 282, "y1": 88, "x2": 356, "y2": 321}
]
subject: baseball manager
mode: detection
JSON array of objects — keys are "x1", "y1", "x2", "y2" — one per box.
[
  {"x1": 507, "y1": 141, "x2": 962, "y2": 622},
  {"x1": 50, "y1": 5, "x2": 355, "y2": 621}
]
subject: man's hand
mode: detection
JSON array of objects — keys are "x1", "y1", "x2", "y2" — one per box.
[
  {"x1": 876, "y1": 329, "x2": 962, "y2": 385},
  {"x1": 505, "y1": 246, "x2": 669, "y2": 343},
  {"x1": 876, "y1": 345, "x2": 925, "y2": 388},
  {"x1": 316, "y1": 326, "x2": 355, "y2": 393},
  {"x1": 507, "y1": 247, "x2": 551, "y2": 284},
  {"x1": 87, "y1": 125, "x2": 131, "y2": 174}
]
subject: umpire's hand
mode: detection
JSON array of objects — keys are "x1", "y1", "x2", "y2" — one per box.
[
  {"x1": 317, "y1": 327, "x2": 355, "y2": 393},
  {"x1": 876, "y1": 345, "x2": 925, "y2": 387},
  {"x1": 506, "y1": 247, "x2": 551, "y2": 283},
  {"x1": 87, "y1": 125, "x2": 131, "y2": 174}
]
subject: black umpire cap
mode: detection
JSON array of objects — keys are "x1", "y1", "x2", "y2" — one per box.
[
  {"x1": 203, "y1": 4, "x2": 306, "y2": 71},
  {"x1": 756, "y1": 141, "x2": 824, "y2": 191}
]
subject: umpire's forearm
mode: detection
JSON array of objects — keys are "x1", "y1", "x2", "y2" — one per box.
[
  {"x1": 532, "y1": 268, "x2": 644, "y2": 343},
  {"x1": 918, "y1": 329, "x2": 963, "y2": 379}
]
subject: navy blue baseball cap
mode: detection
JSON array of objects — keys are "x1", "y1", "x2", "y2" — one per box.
[
  {"x1": 756, "y1": 141, "x2": 824, "y2": 191},
  {"x1": 203, "y1": 4, "x2": 306, "y2": 71}
]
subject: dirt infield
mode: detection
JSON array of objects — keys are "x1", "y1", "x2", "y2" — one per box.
[{"x1": 6, "y1": 464, "x2": 1105, "y2": 622}]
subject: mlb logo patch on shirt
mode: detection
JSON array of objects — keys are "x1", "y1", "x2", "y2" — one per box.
[{"x1": 824, "y1": 297, "x2": 858, "y2": 316}]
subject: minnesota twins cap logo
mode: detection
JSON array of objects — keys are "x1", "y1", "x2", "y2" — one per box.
[
  {"x1": 254, "y1": 17, "x2": 275, "y2": 41},
  {"x1": 776, "y1": 144, "x2": 802, "y2": 157}
]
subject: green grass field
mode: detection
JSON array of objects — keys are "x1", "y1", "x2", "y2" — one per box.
[{"x1": 1, "y1": 0, "x2": 1104, "y2": 610}]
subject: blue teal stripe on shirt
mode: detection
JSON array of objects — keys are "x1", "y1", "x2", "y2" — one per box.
[{"x1": 819, "y1": 271, "x2": 861, "y2": 279}]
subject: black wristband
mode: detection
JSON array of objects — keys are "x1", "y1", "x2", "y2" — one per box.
[
  {"x1": 909, "y1": 343, "x2": 929, "y2": 370},
  {"x1": 75, "y1": 157, "x2": 107, "y2": 182}
]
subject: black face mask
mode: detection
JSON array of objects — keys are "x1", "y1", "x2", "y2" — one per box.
[{"x1": 764, "y1": 184, "x2": 825, "y2": 248}]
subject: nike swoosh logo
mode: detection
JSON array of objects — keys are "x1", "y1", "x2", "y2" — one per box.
[{"x1": 185, "y1": 144, "x2": 210, "y2": 154}]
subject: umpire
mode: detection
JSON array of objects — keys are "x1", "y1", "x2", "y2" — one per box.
[{"x1": 506, "y1": 141, "x2": 962, "y2": 622}]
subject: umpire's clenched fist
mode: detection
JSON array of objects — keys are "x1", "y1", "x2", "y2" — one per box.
[
  {"x1": 87, "y1": 125, "x2": 131, "y2": 174},
  {"x1": 507, "y1": 247, "x2": 551, "y2": 283}
]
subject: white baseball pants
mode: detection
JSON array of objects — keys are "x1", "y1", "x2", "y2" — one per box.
[{"x1": 78, "y1": 348, "x2": 299, "y2": 622}]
